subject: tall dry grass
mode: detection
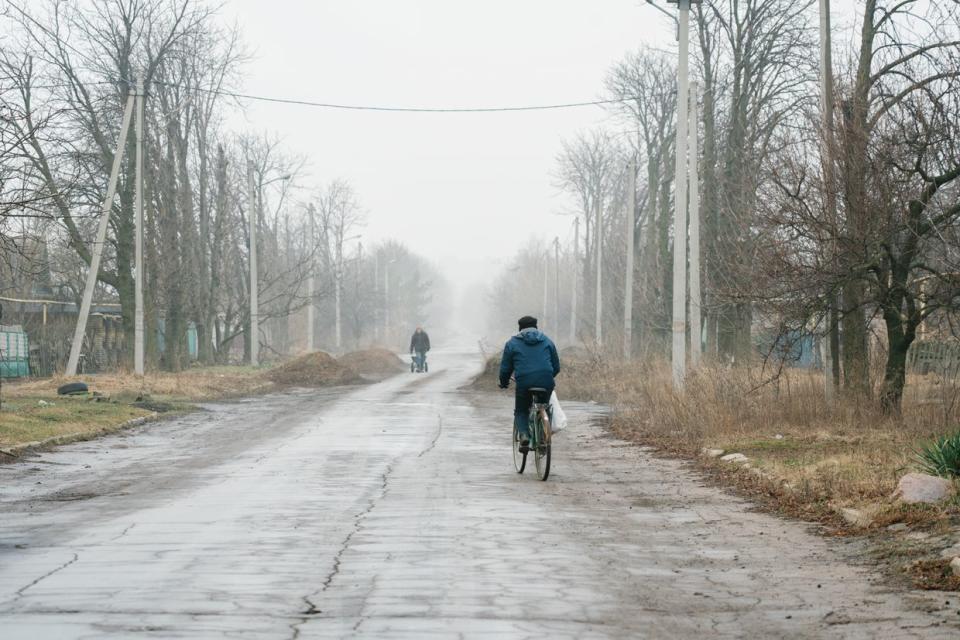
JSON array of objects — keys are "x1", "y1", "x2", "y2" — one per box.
[{"x1": 558, "y1": 356, "x2": 960, "y2": 511}]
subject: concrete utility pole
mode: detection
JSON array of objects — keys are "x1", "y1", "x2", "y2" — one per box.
[
  {"x1": 819, "y1": 0, "x2": 840, "y2": 400},
  {"x1": 570, "y1": 216, "x2": 579, "y2": 345},
  {"x1": 689, "y1": 80, "x2": 702, "y2": 368},
  {"x1": 247, "y1": 162, "x2": 259, "y2": 367},
  {"x1": 624, "y1": 157, "x2": 636, "y2": 360},
  {"x1": 334, "y1": 253, "x2": 342, "y2": 351},
  {"x1": 554, "y1": 236, "x2": 560, "y2": 341},
  {"x1": 542, "y1": 251, "x2": 549, "y2": 329},
  {"x1": 134, "y1": 76, "x2": 145, "y2": 376},
  {"x1": 384, "y1": 259, "x2": 395, "y2": 345},
  {"x1": 306, "y1": 205, "x2": 316, "y2": 352},
  {"x1": 670, "y1": 0, "x2": 692, "y2": 390},
  {"x1": 66, "y1": 93, "x2": 136, "y2": 377},
  {"x1": 594, "y1": 197, "x2": 603, "y2": 348}
]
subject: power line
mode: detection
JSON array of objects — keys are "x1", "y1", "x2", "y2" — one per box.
[
  {"x1": 5, "y1": 0, "x2": 666, "y2": 114},
  {"x1": 154, "y1": 82, "x2": 636, "y2": 113}
]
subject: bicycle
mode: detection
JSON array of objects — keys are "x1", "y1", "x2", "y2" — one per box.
[{"x1": 512, "y1": 386, "x2": 552, "y2": 481}]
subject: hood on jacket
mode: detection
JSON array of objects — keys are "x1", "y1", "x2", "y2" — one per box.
[{"x1": 517, "y1": 328, "x2": 545, "y2": 345}]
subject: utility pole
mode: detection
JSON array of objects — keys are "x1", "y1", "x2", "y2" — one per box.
[
  {"x1": 689, "y1": 80, "x2": 702, "y2": 368},
  {"x1": 134, "y1": 76, "x2": 145, "y2": 376},
  {"x1": 247, "y1": 162, "x2": 259, "y2": 367},
  {"x1": 373, "y1": 251, "x2": 379, "y2": 342},
  {"x1": 671, "y1": 0, "x2": 692, "y2": 389},
  {"x1": 819, "y1": 0, "x2": 840, "y2": 399},
  {"x1": 570, "y1": 217, "x2": 579, "y2": 345},
  {"x1": 542, "y1": 250, "x2": 549, "y2": 329},
  {"x1": 66, "y1": 93, "x2": 135, "y2": 377},
  {"x1": 554, "y1": 236, "x2": 560, "y2": 342},
  {"x1": 595, "y1": 197, "x2": 603, "y2": 348},
  {"x1": 356, "y1": 242, "x2": 363, "y2": 347},
  {"x1": 335, "y1": 246, "x2": 342, "y2": 351},
  {"x1": 384, "y1": 260, "x2": 392, "y2": 345},
  {"x1": 306, "y1": 204, "x2": 316, "y2": 352},
  {"x1": 624, "y1": 157, "x2": 636, "y2": 360}
]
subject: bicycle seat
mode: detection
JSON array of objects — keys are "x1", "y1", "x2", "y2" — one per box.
[{"x1": 528, "y1": 387, "x2": 547, "y2": 394}]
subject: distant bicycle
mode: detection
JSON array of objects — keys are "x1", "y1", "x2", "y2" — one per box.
[{"x1": 512, "y1": 386, "x2": 552, "y2": 481}]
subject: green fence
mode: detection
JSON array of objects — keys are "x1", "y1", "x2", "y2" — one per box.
[{"x1": 0, "y1": 326, "x2": 30, "y2": 378}]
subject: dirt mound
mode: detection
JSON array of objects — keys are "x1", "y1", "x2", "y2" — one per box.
[
  {"x1": 338, "y1": 348, "x2": 405, "y2": 376},
  {"x1": 268, "y1": 351, "x2": 363, "y2": 387},
  {"x1": 469, "y1": 355, "x2": 502, "y2": 389}
]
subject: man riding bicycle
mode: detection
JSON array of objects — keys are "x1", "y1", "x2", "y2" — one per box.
[{"x1": 498, "y1": 315, "x2": 560, "y2": 451}]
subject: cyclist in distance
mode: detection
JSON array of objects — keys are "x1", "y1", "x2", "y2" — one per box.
[
  {"x1": 498, "y1": 315, "x2": 561, "y2": 450},
  {"x1": 409, "y1": 326, "x2": 431, "y2": 371}
]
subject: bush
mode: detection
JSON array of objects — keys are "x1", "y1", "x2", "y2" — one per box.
[{"x1": 915, "y1": 431, "x2": 960, "y2": 478}]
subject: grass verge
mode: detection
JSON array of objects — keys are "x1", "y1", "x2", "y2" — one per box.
[{"x1": 0, "y1": 364, "x2": 278, "y2": 453}]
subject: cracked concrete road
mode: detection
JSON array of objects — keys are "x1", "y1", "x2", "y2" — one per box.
[{"x1": 1, "y1": 348, "x2": 959, "y2": 639}]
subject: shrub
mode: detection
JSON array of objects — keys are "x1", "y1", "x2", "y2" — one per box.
[{"x1": 915, "y1": 431, "x2": 960, "y2": 478}]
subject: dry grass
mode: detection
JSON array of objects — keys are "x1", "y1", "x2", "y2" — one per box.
[
  {"x1": 558, "y1": 357, "x2": 960, "y2": 515},
  {"x1": 1, "y1": 349, "x2": 406, "y2": 451},
  {"x1": 536, "y1": 355, "x2": 960, "y2": 589},
  {"x1": 0, "y1": 365, "x2": 277, "y2": 451},
  {"x1": 6, "y1": 364, "x2": 276, "y2": 403}
]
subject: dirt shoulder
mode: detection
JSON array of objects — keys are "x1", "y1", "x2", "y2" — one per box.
[
  {"x1": 1, "y1": 348, "x2": 406, "y2": 455},
  {"x1": 477, "y1": 353, "x2": 960, "y2": 591}
]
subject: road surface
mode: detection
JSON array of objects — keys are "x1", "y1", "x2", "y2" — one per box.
[{"x1": 1, "y1": 348, "x2": 958, "y2": 638}]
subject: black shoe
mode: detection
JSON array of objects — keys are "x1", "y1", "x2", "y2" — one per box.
[{"x1": 519, "y1": 437, "x2": 530, "y2": 453}]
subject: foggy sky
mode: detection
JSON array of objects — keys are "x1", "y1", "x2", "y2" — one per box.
[
  {"x1": 223, "y1": 1, "x2": 673, "y2": 285},
  {"x1": 223, "y1": 1, "x2": 860, "y2": 291}
]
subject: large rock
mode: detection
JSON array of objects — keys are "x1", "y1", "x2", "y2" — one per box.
[
  {"x1": 720, "y1": 453, "x2": 749, "y2": 464},
  {"x1": 951, "y1": 557, "x2": 960, "y2": 577},
  {"x1": 840, "y1": 508, "x2": 874, "y2": 528},
  {"x1": 892, "y1": 473, "x2": 955, "y2": 504}
]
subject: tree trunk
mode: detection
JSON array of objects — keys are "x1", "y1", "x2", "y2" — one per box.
[
  {"x1": 841, "y1": 281, "x2": 870, "y2": 395},
  {"x1": 880, "y1": 324, "x2": 912, "y2": 414}
]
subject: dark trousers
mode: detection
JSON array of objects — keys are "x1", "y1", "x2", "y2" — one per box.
[{"x1": 514, "y1": 385, "x2": 553, "y2": 437}]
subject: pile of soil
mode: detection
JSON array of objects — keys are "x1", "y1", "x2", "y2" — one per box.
[
  {"x1": 469, "y1": 355, "x2": 502, "y2": 390},
  {"x1": 337, "y1": 348, "x2": 405, "y2": 377},
  {"x1": 268, "y1": 352, "x2": 363, "y2": 387}
]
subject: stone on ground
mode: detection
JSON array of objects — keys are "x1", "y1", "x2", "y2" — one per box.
[
  {"x1": 951, "y1": 557, "x2": 960, "y2": 577},
  {"x1": 720, "y1": 452, "x2": 749, "y2": 464},
  {"x1": 892, "y1": 473, "x2": 955, "y2": 504}
]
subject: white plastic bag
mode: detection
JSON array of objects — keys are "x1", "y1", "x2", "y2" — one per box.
[{"x1": 549, "y1": 390, "x2": 568, "y2": 433}]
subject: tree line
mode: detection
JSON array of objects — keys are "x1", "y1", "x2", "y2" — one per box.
[
  {"x1": 491, "y1": 0, "x2": 960, "y2": 412},
  {"x1": 0, "y1": 0, "x2": 445, "y2": 370}
]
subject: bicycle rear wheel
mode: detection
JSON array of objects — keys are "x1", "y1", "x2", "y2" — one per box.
[
  {"x1": 513, "y1": 427, "x2": 527, "y2": 473},
  {"x1": 534, "y1": 411, "x2": 551, "y2": 481}
]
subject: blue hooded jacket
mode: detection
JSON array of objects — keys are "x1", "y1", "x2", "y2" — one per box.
[{"x1": 499, "y1": 328, "x2": 561, "y2": 389}]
